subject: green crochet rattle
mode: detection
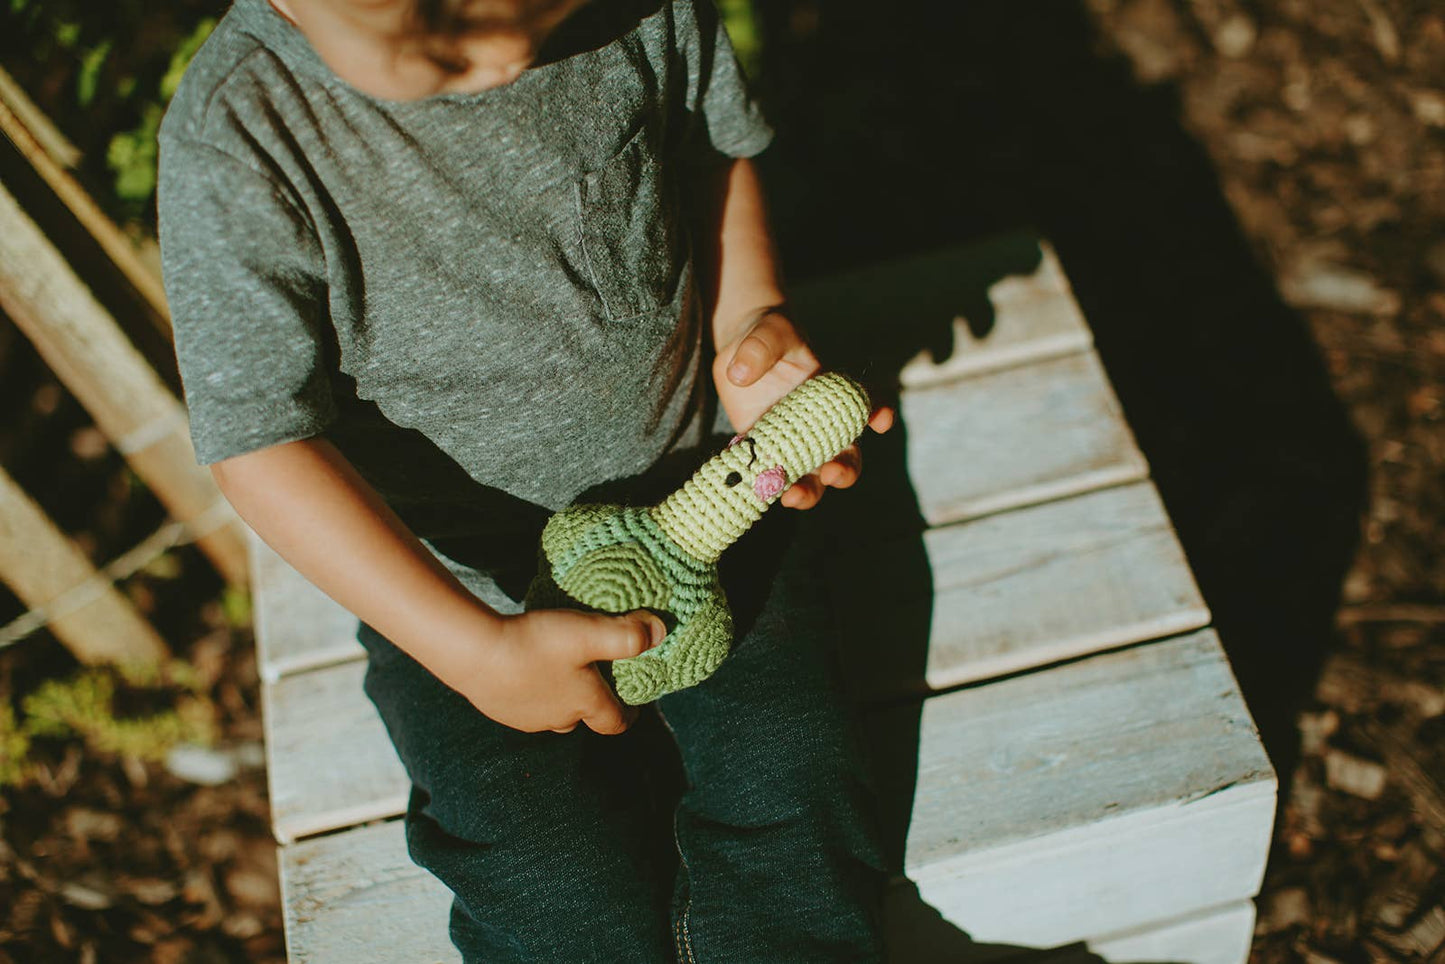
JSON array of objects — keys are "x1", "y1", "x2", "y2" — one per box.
[{"x1": 523, "y1": 371, "x2": 872, "y2": 704}]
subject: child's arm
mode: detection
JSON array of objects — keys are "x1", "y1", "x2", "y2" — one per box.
[
  {"x1": 698, "y1": 158, "x2": 893, "y2": 508},
  {"x1": 213, "y1": 436, "x2": 664, "y2": 733}
]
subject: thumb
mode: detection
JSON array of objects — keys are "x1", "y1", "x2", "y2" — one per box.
[{"x1": 585, "y1": 610, "x2": 666, "y2": 662}]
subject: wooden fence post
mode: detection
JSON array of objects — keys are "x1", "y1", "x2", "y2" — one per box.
[
  {"x1": 0, "y1": 178, "x2": 248, "y2": 586},
  {"x1": 0, "y1": 466, "x2": 168, "y2": 664}
]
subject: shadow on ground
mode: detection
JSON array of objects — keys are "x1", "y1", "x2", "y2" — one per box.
[{"x1": 753, "y1": 0, "x2": 1369, "y2": 957}]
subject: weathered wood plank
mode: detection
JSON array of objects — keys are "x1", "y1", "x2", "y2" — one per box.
[
  {"x1": 260, "y1": 482, "x2": 1207, "y2": 836},
  {"x1": 263, "y1": 659, "x2": 408, "y2": 845},
  {"x1": 1089, "y1": 903, "x2": 1255, "y2": 964},
  {"x1": 791, "y1": 235, "x2": 1092, "y2": 383},
  {"x1": 887, "y1": 630, "x2": 1275, "y2": 947},
  {"x1": 280, "y1": 820, "x2": 457, "y2": 964},
  {"x1": 0, "y1": 179, "x2": 246, "y2": 585},
  {"x1": 252, "y1": 350, "x2": 1149, "y2": 681},
  {"x1": 832, "y1": 482, "x2": 1211, "y2": 699},
  {"x1": 0, "y1": 465, "x2": 168, "y2": 663},
  {"x1": 250, "y1": 533, "x2": 364, "y2": 683},
  {"x1": 902, "y1": 350, "x2": 1148, "y2": 528},
  {"x1": 267, "y1": 630, "x2": 1273, "y2": 952}
]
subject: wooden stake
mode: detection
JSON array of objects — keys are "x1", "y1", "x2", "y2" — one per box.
[
  {"x1": 0, "y1": 66, "x2": 171, "y2": 333},
  {"x1": 0, "y1": 178, "x2": 248, "y2": 586},
  {"x1": 0, "y1": 466, "x2": 168, "y2": 664}
]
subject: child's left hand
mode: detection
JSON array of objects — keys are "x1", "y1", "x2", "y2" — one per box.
[{"x1": 714, "y1": 310, "x2": 894, "y2": 510}]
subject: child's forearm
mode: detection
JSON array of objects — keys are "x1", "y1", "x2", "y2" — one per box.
[
  {"x1": 698, "y1": 157, "x2": 788, "y2": 353},
  {"x1": 211, "y1": 437, "x2": 503, "y2": 682}
]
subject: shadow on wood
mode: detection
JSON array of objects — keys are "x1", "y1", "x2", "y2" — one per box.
[{"x1": 755, "y1": 0, "x2": 1367, "y2": 820}]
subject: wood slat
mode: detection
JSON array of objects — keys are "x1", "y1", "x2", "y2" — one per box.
[
  {"x1": 887, "y1": 630, "x2": 1274, "y2": 947},
  {"x1": 252, "y1": 351, "x2": 1148, "y2": 681},
  {"x1": 259, "y1": 481, "x2": 1208, "y2": 837},
  {"x1": 832, "y1": 481, "x2": 1211, "y2": 700},
  {"x1": 263, "y1": 659, "x2": 408, "y2": 845},
  {"x1": 280, "y1": 632, "x2": 1272, "y2": 960},
  {"x1": 791, "y1": 235, "x2": 1092, "y2": 383},
  {"x1": 902, "y1": 350, "x2": 1148, "y2": 528},
  {"x1": 1089, "y1": 903, "x2": 1255, "y2": 964},
  {"x1": 283, "y1": 826, "x2": 1256, "y2": 964},
  {"x1": 281, "y1": 820, "x2": 457, "y2": 964},
  {"x1": 250, "y1": 534, "x2": 364, "y2": 682}
]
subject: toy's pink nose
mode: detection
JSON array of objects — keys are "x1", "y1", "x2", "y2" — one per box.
[{"x1": 753, "y1": 466, "x2": 788, "y2": 501}]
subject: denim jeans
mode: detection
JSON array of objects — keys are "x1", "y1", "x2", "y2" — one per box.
[{"x1": 357, "y1": 509, "x2": 887, "y2": 962}]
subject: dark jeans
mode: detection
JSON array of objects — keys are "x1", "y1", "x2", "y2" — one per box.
[{"x1": 357, "y1": 510, "x2": 888, "y2": 963}]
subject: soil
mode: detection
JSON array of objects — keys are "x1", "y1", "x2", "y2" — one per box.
[{"x1": 0, "y1": 0, "x2": 1441, "y2": 961}]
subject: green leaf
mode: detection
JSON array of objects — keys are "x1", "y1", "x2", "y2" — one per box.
[
  {"x1": 160, "y1": 17, "x2": 216, "y2": 101},
  {"x1": 53, "y1": 19, "x2": 81, "y2": 49},
  {"x1": 76, "y1": 38, "x2": 113, "y2": 107}
]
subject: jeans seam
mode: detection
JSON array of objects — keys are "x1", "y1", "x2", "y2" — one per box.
[{"x1": 657, "y1": 704, "x2": 697, "y2": 964}]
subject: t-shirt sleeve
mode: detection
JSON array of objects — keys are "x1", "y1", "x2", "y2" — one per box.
[
  {"x1": 675, "y1": 0, "x2": 774, "y2": 163},
  {"x1": 157, "y1": 137, "x2": 336, "y2": 465}
]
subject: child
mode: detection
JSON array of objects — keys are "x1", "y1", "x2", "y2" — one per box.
[{"x1": 158, "y1": 0, "x2": 892, "y2": 958}]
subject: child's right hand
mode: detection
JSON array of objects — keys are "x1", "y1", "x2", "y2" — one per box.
[{"x1": 455, "y1": 609, "x2": 666, "y2": 735}]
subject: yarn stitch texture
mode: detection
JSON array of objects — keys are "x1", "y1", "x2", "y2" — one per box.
[{"x1": 524, "y1": 372, "x2": 872, "y2": 704}]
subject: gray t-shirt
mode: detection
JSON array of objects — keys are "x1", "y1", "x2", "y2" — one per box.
[{"x1": 158, "y1": 0, "x2": 771, "y2": 601}]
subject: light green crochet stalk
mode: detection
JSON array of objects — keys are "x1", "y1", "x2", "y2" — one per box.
[{"x1": 524, "y1": 372, "x2": 871, "y2": 704}]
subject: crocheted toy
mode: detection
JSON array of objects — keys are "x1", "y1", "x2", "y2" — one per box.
[{"x1": 524, "y1": 372, "x2": 872, "y2": 704}]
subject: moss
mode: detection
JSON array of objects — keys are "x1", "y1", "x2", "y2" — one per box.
[
  {"x1": 0, "y1": 703, "x2": 33, "y2": 788},
  {"x1": 18, "y1": 661, "x2": 218, "y2": 767}
]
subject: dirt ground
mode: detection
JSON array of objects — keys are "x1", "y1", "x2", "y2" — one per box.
[{"x1": 0, "y1": 0, "x2": 1441, "y2": 961}]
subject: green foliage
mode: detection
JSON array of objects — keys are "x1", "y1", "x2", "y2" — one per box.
[
  {"x1": 718, "y1": 0, "x2": 761, "y2": 80},
  {"x1": 0, "y1": 702, "x2": 33, "y2": 787},
  {"x1": 11, "y1": 660, "x2": 218, "y2": 784},
  {"x1": 0, "y1": 1, "x2": 224, "y2": 223},
  {"x1": 106, "y1": 18, "x2": 215, "y2": 203},
  {"x1": 221, "y1": 586, "x2": 252, "y2": 630}
]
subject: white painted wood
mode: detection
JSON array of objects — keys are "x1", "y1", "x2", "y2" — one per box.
[
  {"x1": 791, "y1": 236, "x2": 1093, "y2": 384},
  {"x1": 900, "y1": 245, "x2": 1093, "y2": 388},
  {"x1": 281, "y1": 820, "x2": 459, "y2": 964},
  {"x1": 895, "y1": 630, "x2": 1275, "y2": 947},
  {"x1": 249, "y1": 533, "x2": 364, "y2": 682},
  {"x1": 832, "y1": 482, "x2": 1211, "y2": 699},
  {"x1": 249, "y1": 353, "x2": 1149, "y2": 681},
  {"x1": 267, "y1": 631, "x2": 1274, "y2": 952},
  {"x1": 904, "y1": 351, "x2": 1149, "y2": 528},
  {"x1": 261, "y1": 482, "x2": 1208, "y2": 837},
  {"x1": 1089, "y1": 903, "x2": 1256, "y2": 964},
  {"x1": 263, "y1": 659, "x2": 409, "y2": 845},
  {"x1": 283, "y1": 824, "x2": 1257, "y2": 964}
]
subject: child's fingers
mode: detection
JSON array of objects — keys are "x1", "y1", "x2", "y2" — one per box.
[
  {"x1": 818, "y1": 446, "x2": 862, "y2": 488},
  {"x1": 868, "y1": 406, "x2": 895, "y2": 434},
  {"x1": 780, "y1": 473, "x2": 825, "y2": 509},
  {"x1": 725, "y1": 329, "x2": 783, "y2": 386},
  {"x1": 580, "y1": 676, "x2": 636, "y2": 735}
]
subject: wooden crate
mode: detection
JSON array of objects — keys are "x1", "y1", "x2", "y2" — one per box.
[{"x1": 254, "y1": 237, "x2": 1275, "y2": 962}]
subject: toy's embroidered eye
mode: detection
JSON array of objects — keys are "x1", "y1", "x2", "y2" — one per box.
[{"x1": 724, "y1": 471, "x2": 743, "y2": 487}]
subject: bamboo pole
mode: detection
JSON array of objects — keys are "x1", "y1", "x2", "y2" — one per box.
[
  {"x1": 0, "y1": 178, "x2": 248, "y2": 586},
  {"x1": 0, "y1": 66, "x2": 171, "y2": 333},
  {"x1": 0, "y1": 466, "x2": 168, "y2": 664}
]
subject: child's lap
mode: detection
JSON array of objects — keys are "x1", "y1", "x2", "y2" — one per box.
[{"x1": 357, "y1": 506, "x2": 861, "y2": 836}]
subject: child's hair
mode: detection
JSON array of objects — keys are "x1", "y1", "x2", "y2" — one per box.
[{"x1": 410, "y1": 0, "x2": 577, "y2": 36}]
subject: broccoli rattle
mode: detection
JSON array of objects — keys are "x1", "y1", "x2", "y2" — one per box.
[{"x1": 523, "y1": 372, "x2": 872, "y2": 704}]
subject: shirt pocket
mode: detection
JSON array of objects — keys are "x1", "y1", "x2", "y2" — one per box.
[{"x1": 577, "y1": 122, "x2": 684, "y2": 323}]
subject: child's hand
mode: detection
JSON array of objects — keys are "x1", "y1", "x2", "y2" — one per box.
[
  {"x1": 714, "y1": 310, "x2": 893, "y2": 510},
  {"x1": 458, "y1": 609, "x2": 666, "y2": 734}
]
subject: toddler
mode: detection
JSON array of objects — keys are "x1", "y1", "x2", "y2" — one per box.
[{"x1": 158, "y1": 0, "x2": 891, "y2": 959}]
